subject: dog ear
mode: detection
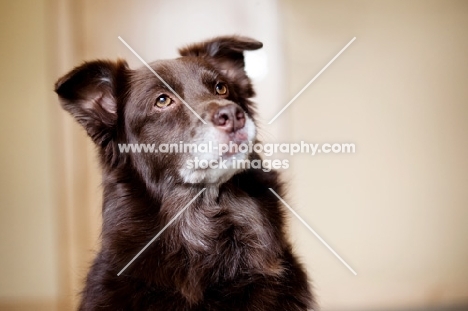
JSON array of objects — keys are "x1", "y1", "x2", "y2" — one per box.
[
  {"x1": 55, "y1": 60, "x2": 128, "y2": 147},
  {"x1": 179, "y1": 35, "x2": 262, "y2": 85}
]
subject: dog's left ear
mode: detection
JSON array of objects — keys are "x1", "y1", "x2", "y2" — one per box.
[
  {"x1": 179, "y1": 35, "x2": 262, "y2": 87},
  {"x1": 55, "y1": 60, "x2": 128, "y2": 147}
]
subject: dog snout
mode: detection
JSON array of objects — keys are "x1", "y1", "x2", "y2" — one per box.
[{"x1": 212, "y1": 104, "x2": 246, "y2": 133}]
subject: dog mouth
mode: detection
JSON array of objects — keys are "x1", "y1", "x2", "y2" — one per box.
[
  {"x1": 213, "y1": 113, "x2": 256, "y2": 155},
  {"x1": 216, "y1": 130, "x2": 250, "y2": 157},
  {"x1": 178, "y1": 115, "x2": 256, "y2": 184},
  {"x1": 230, "y1": 130, "x2": 248, "y2": 144}
]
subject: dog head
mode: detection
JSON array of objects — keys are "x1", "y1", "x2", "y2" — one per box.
[{"x1": 55, "y1": 36, "x2": 263, "y2": 185}]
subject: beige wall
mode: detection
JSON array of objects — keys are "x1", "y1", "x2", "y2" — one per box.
[
  {"x1": 0, "y1": 1, "x2": 104, "y2": 309},
  {"x1": 0, "y1": 0, "x2": 467, "y2": 310},
  {"x1": 0, "y1": 0, "x2": 58, "y2": 309},
  {"x1": 282, "y1": 0, "x2": 468, "y2": 310}
]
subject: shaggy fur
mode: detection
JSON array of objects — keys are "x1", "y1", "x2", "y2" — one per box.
[{"x1": 55, "y1": 36, "x2": 313, "y2": 310}]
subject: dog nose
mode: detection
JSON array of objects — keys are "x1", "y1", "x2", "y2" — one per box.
[{"x1": 212, "y1": 104, "x2": 246, "y2": 132}]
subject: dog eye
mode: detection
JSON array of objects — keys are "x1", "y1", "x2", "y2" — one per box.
[
  {"x1": 155, "y1": 95, "x2": 173, "y2": 108},
  {"x1": 215, "y1": 83, "x2": 228, "y2": 95}
]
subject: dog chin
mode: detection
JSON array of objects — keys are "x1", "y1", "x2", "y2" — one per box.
[
  {"x1": 179, "y1": 152, "x2": 249, "y2": 185},
  {"x1": 179, "y1": 116, "x2": 256, "y2": 185}
]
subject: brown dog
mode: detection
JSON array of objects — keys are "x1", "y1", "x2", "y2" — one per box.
[{"x1": 55, "y1": 36, "x2": 313, "y2": 310}]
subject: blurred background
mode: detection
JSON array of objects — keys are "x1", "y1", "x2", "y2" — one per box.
[{"x1": 1, "y1": 0, "x2": 467, "y2": 310}]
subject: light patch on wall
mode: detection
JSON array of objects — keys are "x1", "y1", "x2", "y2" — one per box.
[{"x1": 244, "y1": 50, "x2": 269, "y2": 82}]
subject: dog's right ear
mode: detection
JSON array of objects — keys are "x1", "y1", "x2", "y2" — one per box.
[
  {"x1": 55, "y1": 59, "x2": 128, "y2": 146},
  {"x1": 179, "y1": 36, "x2": 262, "y2": 97}
]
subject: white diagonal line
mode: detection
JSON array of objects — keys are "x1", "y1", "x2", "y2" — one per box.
[
  {"x1": 268, "y1": 188, "x2": 357, "y2": 276},
  {"x1": 118, "y1": 36, "x2": 207, "y2": 124},
  {"x1": 117, "y1": 188, "x2": 206, "y2": 276},
  {"x1": 268, "y1": 37, "x2": 356, "y2": 124}
]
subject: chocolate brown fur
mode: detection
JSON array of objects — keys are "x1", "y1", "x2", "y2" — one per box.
[{"x1": 55, "y1": 36, "x2": 313, "y2": 310}]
